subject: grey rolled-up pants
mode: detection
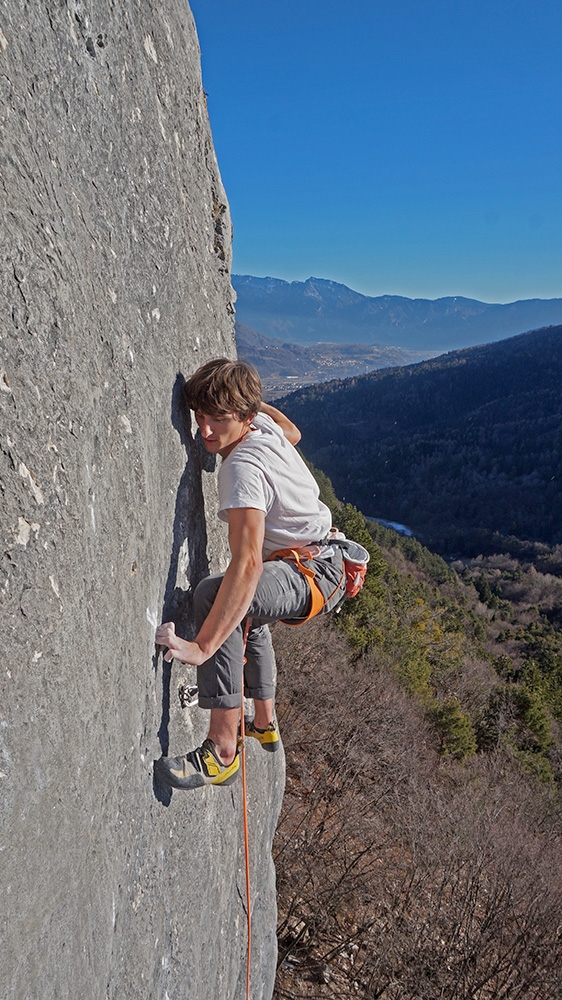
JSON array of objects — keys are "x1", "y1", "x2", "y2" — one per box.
[{"x1": 194, "y1": 553, "x2": 343, "y2": 710}]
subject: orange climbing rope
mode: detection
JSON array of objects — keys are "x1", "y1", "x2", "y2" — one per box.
[{"x1": 240, "y1": 616, "x2": 252, "y2": 1000}]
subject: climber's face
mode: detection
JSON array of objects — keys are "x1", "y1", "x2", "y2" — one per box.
[{"x1": 195, "y1": 411, "x2": 253, "y2": 459}]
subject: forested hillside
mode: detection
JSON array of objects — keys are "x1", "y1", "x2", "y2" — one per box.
[
  {"x1": 272, "y1": 471, "x2": 562, "y2": 999},
  {"x1": 275, "y1": 325, "x2": 562, "y2": 557}
]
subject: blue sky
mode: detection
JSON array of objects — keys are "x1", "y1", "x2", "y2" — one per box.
[{"x1": 190, "y1": 0, "x2": 562, "y2": 302}]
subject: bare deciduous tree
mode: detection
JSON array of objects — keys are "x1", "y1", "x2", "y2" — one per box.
[{"x1": 272, "y1": 618, "x2": 562, "y2": 1000}]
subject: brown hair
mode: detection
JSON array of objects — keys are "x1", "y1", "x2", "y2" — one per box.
[{"x1": 183, "y1": 358, "x2": 262, "y2": 421}]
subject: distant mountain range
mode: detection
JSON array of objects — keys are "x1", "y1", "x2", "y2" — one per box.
[
  {"x1": 233, "y1": 274, "x2": 562, "y2": 352},
  {"x1": 274, "y1": 325, "x2": 562, "y2": 555},
  {"x1": 234, "y1": 321, "x2": 436, "y2": 396}
]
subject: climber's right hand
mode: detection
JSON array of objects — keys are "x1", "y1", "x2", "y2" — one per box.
[{"x1": 155, "y1": 622, "x2": 207, "y2": 665}]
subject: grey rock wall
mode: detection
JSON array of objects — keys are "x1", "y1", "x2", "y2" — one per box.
[{"x1": 0, "y1": 3, "x2": 283, "y2": 998}]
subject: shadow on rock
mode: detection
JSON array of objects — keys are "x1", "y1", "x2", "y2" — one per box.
[{"x1": 154, "y1": 373, "x2": 213, "y2": 800}]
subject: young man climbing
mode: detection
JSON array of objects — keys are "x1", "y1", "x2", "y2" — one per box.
[{"x1": 154, "y1": 358, "x2": 345, "y2": 790}]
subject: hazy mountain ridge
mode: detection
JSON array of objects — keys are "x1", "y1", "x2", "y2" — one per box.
[
  {"x1": 274, "y1": 325, "x2": 562, "y2": 555},
  {"x1": 233, "y1": 274, "x2": 562, "y2": 351}
]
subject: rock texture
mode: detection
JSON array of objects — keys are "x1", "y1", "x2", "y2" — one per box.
[{"x1": 0, "y1": 4, "x2": 283, "y2": 998}]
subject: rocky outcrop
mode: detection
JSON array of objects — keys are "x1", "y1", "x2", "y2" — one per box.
[{"x1": 0, "y1": 4, "x2": 283, "y2": 998}]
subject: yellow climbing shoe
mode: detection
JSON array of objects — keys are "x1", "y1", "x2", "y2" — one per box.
[
  {"x1": 154, "y1": 738, "x2": 240, "y2": 789},
  {"x1": 244, "y1": 718, "x2": 280, "y2": 753}
]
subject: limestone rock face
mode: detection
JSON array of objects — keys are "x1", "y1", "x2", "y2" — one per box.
[{"x1": 0, "y1": 4, "x2": 283, "y2": 998}]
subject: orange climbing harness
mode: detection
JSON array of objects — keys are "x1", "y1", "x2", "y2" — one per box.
[
  {"x1": 267, "y1": 534, "x2": 370, "y2": 624},
  {"x1": 267, "y1": 545, "x2": 344, "y2": 625}
]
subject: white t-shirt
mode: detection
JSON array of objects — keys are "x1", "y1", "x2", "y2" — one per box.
[{"x1": 218, "y1": 412, "x2": 332, "y2": 558}]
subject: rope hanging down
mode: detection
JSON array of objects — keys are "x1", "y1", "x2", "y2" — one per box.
[{"x1": 240, "y1": 616, "x2": 252, "y2": 1000}]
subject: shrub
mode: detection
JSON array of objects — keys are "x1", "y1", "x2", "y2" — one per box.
[{"x1": 428, "y1": 697, "x2": 478, "y2": 759}]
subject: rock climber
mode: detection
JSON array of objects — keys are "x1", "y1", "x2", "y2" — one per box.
[{"x1": 154, "y1": 358, "x2": 345, "y2": 790}]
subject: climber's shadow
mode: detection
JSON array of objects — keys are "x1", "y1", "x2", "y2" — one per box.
[{"x1": 153, "y1": 372, "x2": 216, "y2": 804}]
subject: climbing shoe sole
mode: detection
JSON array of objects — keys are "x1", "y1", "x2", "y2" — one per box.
[{"x1": 154, "y1": 738, "x2": 240, "y2": 789}]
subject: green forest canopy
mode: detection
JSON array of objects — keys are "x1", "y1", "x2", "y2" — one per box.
[{"x1": 277, "y1": 325, "x2": 562, "y2": 557}]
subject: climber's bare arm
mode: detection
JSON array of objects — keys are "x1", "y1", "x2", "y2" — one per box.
[
  {"x1": 156, "y1": 507, "x2": 265, "y2": 664},
  {"x1": 258, "y1": 401, "x2": 301, "y2": 445}
]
